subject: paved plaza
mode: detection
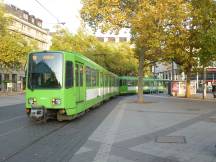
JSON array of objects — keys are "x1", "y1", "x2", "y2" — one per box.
[
  {"x1": 70, "y1": 95, "x2": 216, "y2": 162},
  {"x1": 0, "y1": 95, "x2": 216, "y2": 162}
]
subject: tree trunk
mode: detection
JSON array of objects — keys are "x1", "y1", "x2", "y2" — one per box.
[
  {"x1": 202, "y1": 67, "x2": 207, "y2": 99},
  {"x1": 185, "y1": 71, "x2": 191, "y2": 98},
  {"x1": 137, "y1": 49, "x2": 144, "y2": 103}
]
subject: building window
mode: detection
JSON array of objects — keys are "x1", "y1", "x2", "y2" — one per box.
[
  {"x1": 31, "y1": 29, "x2": 36, "y2": 35},
  {"x1": 108, "y1": 37, "x2": 115, "y2": 42},
  {"x1": 12, "y1": 74, "x2": 17, "y2": 83},
  {"x1": 21, "y1": 24, "x2": 25, "y2": 30},
  {"x1": 38, "y1": 22, "x2": 42, "y2": 27},
  {"x1": 97, "y1": 37, "x2": 104, "y2": 42},
  {"x1": 43, "y1": 34, "x2": 46, "y2": 38},
  {"x1": 119, "y1": 37, "x2": 127, "y2": 42},
  {"x1": 31, "y1": 18, "x2": 35, "y2": 24},
  {"x1": 23, "y1": 13, "x2": 28, "y2": 20},
  {"x1": 4, "y1": 74, "x2": 9, "y2": 81},
  {"x1": 42, "y1": 43, "x2": 46, "y2": 49}
]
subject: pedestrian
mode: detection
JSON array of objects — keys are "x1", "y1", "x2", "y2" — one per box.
[{"x1": 212, "y1": 83, "x2": 216, "y2": 98}]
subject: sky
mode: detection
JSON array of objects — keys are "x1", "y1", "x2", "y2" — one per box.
[{"x1": 4, "y1": 0, "x2": 82, "y2": 33}]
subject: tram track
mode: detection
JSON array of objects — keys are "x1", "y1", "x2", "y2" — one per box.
[
  {"x1": 0, "y1": 115, "x2": 26, "y2": 125},
  {"x1": 0, "y1": 121, "x2": 70, "y2": 162},
  {"x1": 0, "y1": 97, "x2": 122, "y2": 162}
]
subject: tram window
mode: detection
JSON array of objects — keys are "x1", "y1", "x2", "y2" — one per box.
[
  {"x1": 100, "y1": 73, "x2": 103, "y2": 86},
  {"x1": 123, "y1": 80, "x2": 126, "y2": 86},
  {"x1": 115, "y1": 78, "x2": 117, "y2": 86},
  {"x1": 144, "y1": 81, "x2": 150, "y2": 86},
  {"x1": 76, "y1": 64, "x2": 79, "y2": 87},
  {"x1": 96, "y1": 71, "x2": 99, "y2": 86},
  {"x1": 113, "y1": 78, "x2": 115, "y2": 87},
  {"x1": 86, "y1": 67, "x2": 91, "y2": 87},
  {"x1": 92, "y1": 70, "x2": 97, "y2": 87},
  {"x1": 106, "y1": 76, "x2": 108, "y2": 87},
  {"x1": 80, "y1": 66, "x2": 83, "y2": 86},
  {"x1": 105, "y1": 76, "x2": 107, "y2": 87},
  {"x1": 65, "y1": 61, "x2": 73, "y2": 88},
  {"x1": 107, "y1": 76, "x2": 109, "y2": 87},
  {"x1": 127, "y1": 80, "x2": 132, "y2": 86},
  {"x1": 120, "y1": 79, "x2": 123, "y2": 86},
  {"x1": 135, "y1": 80, "x2": 138, "y2": 86},
  {"x1": 109, "y1": 77, "x2": 111, "y2": 87},
  {"x1": 104, "y1": 75, "x2": 106, "y2": 86}
]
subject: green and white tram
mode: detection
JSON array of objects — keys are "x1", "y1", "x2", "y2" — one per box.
[
  {"x1": 119, "y1": 76, "x2": 138, "y2": 94},
  {"x1": 119, "y1": 76, "x2": 169, "y2": 94},
  {"x1": 25, "y1": 51, "x2": 119, "y2": 121}
]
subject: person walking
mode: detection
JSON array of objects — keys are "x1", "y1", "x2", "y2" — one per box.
[{"x1": 212, "y1": 83, "x2": 216, "y2": 98}]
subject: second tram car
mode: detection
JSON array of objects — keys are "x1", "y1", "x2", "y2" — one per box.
[{"x1": 119, "y1": 76, "x2": 169, "y2": 94}]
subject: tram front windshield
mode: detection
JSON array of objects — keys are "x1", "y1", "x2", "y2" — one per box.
[{"x1": 28, "y1": 53, "x2": 63, "y2": 89}]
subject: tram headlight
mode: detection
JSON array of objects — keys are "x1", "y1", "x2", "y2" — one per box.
[
  {"x1": 52, "y1": 98, "x2": 61, "y2": 105},
  {"x1": 28, "y1": 98, "x2": 36, "y2": 104}
]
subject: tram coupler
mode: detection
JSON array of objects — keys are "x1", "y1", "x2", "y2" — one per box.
[{"x1": 30, "y1": 106, "x2": 47, "y2": 122}]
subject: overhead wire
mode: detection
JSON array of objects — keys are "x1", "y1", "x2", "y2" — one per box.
[{"x1": 33, "y1": 0, "x2": 61, "y2": 24}]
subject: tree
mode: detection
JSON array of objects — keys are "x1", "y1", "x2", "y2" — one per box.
[
  {"x1": 191, "y1": 0, "x2": 216, "y2": 65},
  {"x1": 51, "y1": 26, "x2": 98, "y2": 54},
  {"x1": 192, "y1": 0, "x2": 216, "y2": 98},
  {"x1": 81, "y1": 0, "x2": 191, "y2": 102},
  {"x1": 0, "y1": 2, "x2": 36, "y2": 70},
  {"x1": 51, "y1": 27, "x2": 138, "y2": 75},
  {"x1": 168, "y1": 0, "x2": 216, "y2": 98}
]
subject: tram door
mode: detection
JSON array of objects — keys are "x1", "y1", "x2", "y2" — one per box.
[{"x1": 75, "y1": 63, "x2": 85, "y2": 103}]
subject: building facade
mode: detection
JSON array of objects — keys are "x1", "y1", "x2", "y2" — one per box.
[
  {"x1": 5, "y1": 4, "x2": 50, "y2": 50},
  {"x1": 0, "y1": 4, "x2": 51, "y2": 92},
  {"x1": 153, "y1": 62, "x2": 185, "y2": 81},
  {"x1": 153, "y1": 62, "x2": 216, "y2": 92}
]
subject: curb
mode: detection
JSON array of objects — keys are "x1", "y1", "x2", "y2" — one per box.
[
  {"x1": 147, "y1": 94, "x2": 216, "y2": 102},
  {"x1": 0, "y1": 92, "x2": 25, "y2": 97}
]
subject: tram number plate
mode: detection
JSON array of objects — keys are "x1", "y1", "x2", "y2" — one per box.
[{"x1": 30, "y1": 109, "x2": 44, "y2": 118}]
